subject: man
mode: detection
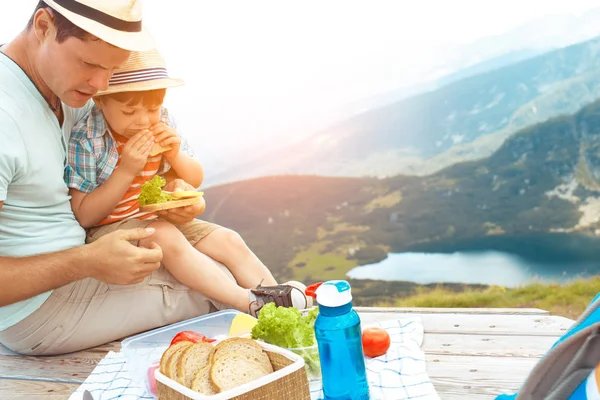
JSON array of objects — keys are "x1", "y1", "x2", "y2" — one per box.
[{"x1": 0, "y1": 0, "x2": 238, "y2": 356}]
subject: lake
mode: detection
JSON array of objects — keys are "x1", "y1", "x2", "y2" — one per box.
[{"x1": 346, "y1": 234, "x2": 600, "y2": 287}]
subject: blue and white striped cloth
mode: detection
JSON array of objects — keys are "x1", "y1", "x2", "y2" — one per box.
[
  {"x1": 69, "y1": 317, "x2": 439, "y2": 400},
  {"x1": 68, "y1": 351, "x2": 154, "y2": 400},
  {"x1": 310, "y1": 317, "x2": 439, "y2": 400}
]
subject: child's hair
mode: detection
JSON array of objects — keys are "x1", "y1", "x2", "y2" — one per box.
[{"x1": 96, "y1": 89, "x2": 167, "y2": 108}]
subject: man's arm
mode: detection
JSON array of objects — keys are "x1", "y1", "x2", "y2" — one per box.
[{"x1": 0, "y1": 198, "x2": 163, "y2": 307}]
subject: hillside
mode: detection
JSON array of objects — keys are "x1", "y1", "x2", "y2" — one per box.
[
  {"x1": 203, "y1": 99, "x2": 600, "y2": 284},
  {"x1": 210, "y1": 35, "x2": 600, "y2": 185}
]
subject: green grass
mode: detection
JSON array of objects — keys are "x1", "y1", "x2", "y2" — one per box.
[
  {"x1": 289, "y1": 241, "x2": 359, "y2": 282},
  {"x1": 385, "y1": 277, "x2": 600, "y2": 319},
  {"x1": 365, "y1": 190, "x2": 403, "y2": 210},
  {"x1": 317, "y1": 223, "x2": 370, "y2": 240}
]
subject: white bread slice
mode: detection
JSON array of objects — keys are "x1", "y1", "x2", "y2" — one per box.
[
  {"x1": 176, "y1": 342, "x2": 214, "y2": 387},
  {"x1": 150, "y1": 142, "x2": 171, "y2": 156},
  {"x1": 139, "y1": 197, "x2": 200, "y2": 213},
  {"x1": 209, "y1": 353, "x2": 273, "y2": 392},
  {"x1": 159, "y1": 342, "x2": 192, "y2": 376},
  {"x1": 207, "y1": 338, "x2": 264, "y2": 364},
  {"x1": 191, "y1": 365, "x2": 217, "y2": 395}
]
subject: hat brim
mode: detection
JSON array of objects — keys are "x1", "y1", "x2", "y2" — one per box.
[
  {"x1": 95, "y1": 78, "x2": 185, "y2": 96},
  {"x1": 43, "y1": 0, "x2": 154, "y2": 51}
]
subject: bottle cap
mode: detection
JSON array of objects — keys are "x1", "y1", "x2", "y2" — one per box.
[{"x1": 314, "y1": 280, "x2": 352, "y2": 307}]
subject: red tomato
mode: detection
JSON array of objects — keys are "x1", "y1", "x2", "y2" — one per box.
[
  {"x1": 362, "y1": 327, "x2": 391, "y2": 358},
  {"x1": 169, "y1": 330, "x2": 216, "y2": 346}
]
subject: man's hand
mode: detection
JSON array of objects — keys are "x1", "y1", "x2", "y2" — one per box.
[
  {"x1": 157, "y1": 179, "x2": 206, "y2": 224},
  {"x1": 150, "y1": 122, "x2": 180, "y2": 162},
  {"x1": 121, "y1": 130, "x2": 154, "y2": 176},
  {"x1": 86, "y1": 227, "x2": 163, "y2": 285}
]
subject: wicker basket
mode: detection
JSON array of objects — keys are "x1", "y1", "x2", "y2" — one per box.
[{"x1": 155, "y1": 342, "x2": 310, "y2": 400}]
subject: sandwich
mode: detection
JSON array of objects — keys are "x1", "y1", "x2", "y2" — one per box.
[{"x1": 138, "y1": 176, "x2": 203, "y2": 212}]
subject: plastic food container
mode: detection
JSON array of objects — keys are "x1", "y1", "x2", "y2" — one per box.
[
  {"x1": 284, "y1": 343, "x2": 323, "y2": 394},
  {"x1": 121, "y1": 309, "x2": 243, "y2": 397}
]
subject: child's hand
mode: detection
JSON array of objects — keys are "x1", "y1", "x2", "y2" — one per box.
[
  {"x1": 150, "y1": 122, "x2": 181, "y2": 161},
  {"x1": 120, "y1": 130, "x2": 154, "y2": 176}
]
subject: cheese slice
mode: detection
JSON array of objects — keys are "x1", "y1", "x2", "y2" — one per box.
[
  {"x1": 168, "y1": 191, "x2": 204, "y2": 199},
  {"x1": 228, "y1": 314, "x2": 258, "y2": 337}
]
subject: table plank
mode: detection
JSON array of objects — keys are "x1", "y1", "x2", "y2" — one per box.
[
  {"x1": 423, "y1": 333, "x2": 558, "y2": 358},
  {"x1": 0, "y1": 341, "x2": 121, "y2": 381},
  {"x1": 360, "y1": 312, "x2": 573, "y2": 336},
  {"x1": 0, "y1": 341, "x2": 121, "y2": 357},
  {"x1": 0, "y1": 377, "x2": 79, "y2": 398},
  {"x1": 355, "y1": 307, "x2": 550, "y2": 315},
  {"x1": 427, "y1": 354, "x2": 538, "y2": 399}
]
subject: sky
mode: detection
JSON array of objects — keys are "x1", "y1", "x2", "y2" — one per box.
[{"x1": 1, "y1": 0, "x2": 600, "y2": 166}]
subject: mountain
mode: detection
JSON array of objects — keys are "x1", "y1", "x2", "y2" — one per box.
[
  {"x1": 202, "y1": 99, "x2": 600, "y2": 282},
  {"x1": 208, "y1": 35, "x2": 600, "y2": 186},
  {"x1": 332, "y1": 8, "x2": 600, "y2": 117}
]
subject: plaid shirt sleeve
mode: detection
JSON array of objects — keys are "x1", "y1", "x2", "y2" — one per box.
[
  {"x1": 64, "y1": 123, "x2": 99, "y2": 194},
  {"x1": 157, "y1": 107, "x2": 195, "y2": 176}
]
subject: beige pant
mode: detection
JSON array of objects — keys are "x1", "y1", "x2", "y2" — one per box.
[{"x1": 0, "y1": 220, "x2": 234, "y2": 356}]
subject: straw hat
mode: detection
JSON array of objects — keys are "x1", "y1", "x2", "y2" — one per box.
[
  {"x1": 96, "y1": 47, "x2": 184, "y2": 96},
  {"x1": 42, "y1": 0, "x2": 154, "y2": 51}
]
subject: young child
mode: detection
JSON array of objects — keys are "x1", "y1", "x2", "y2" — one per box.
[{"x1": 65, "y1": 48, "x2": 311, "y2": 316}]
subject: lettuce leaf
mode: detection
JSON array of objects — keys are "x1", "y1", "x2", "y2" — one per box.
[{"x1": 138, "y1": 176, "x2": 175, "y2": 206}]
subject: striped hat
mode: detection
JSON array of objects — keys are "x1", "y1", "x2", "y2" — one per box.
[
  {"x1": 96, "y1": 47, "x2": 184, "y2": 96},
  {"x1": 42, "y1": 0, "x2": 153, "y2": 51}
]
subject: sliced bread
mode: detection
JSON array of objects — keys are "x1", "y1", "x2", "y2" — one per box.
[
  {"x1": 150, "y1": 142, "x2": 171, "y2": 156},
  {"x1": 207, "y1": 337, "x2": 264, "y2": 364},
  {"x1": 210, "y1": 353, "x2": 273, "y2": 392},
  {"x1": 191, "y1": 365, "x2": 217, "y2": 395},
  {"x1": 165, "y1": 342, "x2": 193, "y2": 379},
  {"x1": 176, "y1": 342, "x2": 214, "y2": 387},
  {"x1": 159, "y1": 342, "x2": 192, "y2": 377}
]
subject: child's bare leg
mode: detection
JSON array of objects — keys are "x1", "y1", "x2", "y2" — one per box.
[
  {"x1": 193, "y1": 228, "x2": 277, "y2": 288},
  {"x1": 138, "y1": 221, "x2": 251, "y2": 312}
]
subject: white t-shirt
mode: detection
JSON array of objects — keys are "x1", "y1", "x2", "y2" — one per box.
[{"x1": 0, "y1": 52, "x2": 91, "y2": 330}]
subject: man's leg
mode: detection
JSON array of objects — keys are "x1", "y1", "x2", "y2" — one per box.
[{"x1": 0, "y1": 259, "x2": 235, "y2": 356}]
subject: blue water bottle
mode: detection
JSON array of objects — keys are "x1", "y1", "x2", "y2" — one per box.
[{"x1": 313, "y1": 280, "x2": 369, "y2": 400}]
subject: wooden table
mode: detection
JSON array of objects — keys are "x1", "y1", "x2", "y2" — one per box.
[{"x1": 0, "y1": 307, "x2": 575, "y2": 399}]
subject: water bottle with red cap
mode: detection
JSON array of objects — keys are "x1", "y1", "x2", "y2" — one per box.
[{"x1": 306, "y1": 280, "x2": 370, "y2": 400}]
